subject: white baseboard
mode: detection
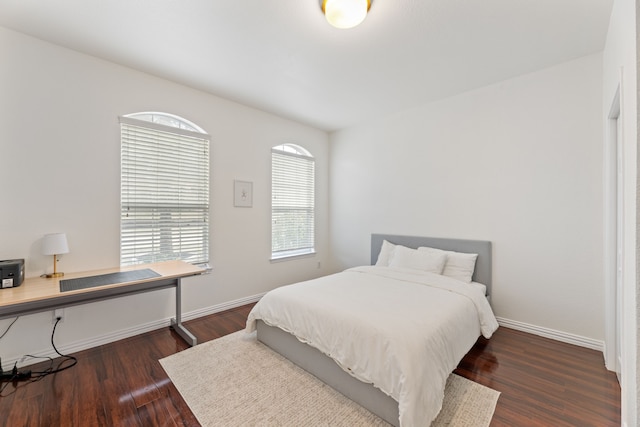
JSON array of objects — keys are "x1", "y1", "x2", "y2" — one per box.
[
  {"x1": 8, "y1": 293, "x2": 265, "y2": 369},
  {"x1": 180, "y1": 293, "x2": 265, "y2": 322},
  {"x1": 496, "y1": 316, "x2": 605, "y2": 352},
  {"x1": 7, "y1": 298, "x2": 605, "y2": 370}
]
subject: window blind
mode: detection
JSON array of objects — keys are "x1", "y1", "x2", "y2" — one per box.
[
  {"x1": 271, "y1": 148, "x2": 315, "y2": 259},
  {"x1": 120, "y1": 116, "x2": 210, "y2": 266}
]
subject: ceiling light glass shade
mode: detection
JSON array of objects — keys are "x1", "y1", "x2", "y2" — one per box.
[{"x1": 322, "y1": 0, "x2": 371, "y2": 29}]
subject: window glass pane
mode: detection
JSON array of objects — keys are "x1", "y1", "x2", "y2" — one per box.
[
  {"x1": 271, "y1": 145, "x2": 315, "y2": 259},
  {"x1": 120, "y1": 114, "x2": 210, "y2": 266}
]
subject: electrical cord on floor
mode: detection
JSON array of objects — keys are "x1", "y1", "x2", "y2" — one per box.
[
  {"x1": 33, "y1": 316, "x2": 78, "y2": 376},
  {"x1": 0, "y1": 316, "x2": 77, "y2": 397},
  {"x1": 0, "y1": 317, "x2": 22, "y2": 396},
  {"x1": 0, "y1": 317, "x2": 19, "y2": 340}
]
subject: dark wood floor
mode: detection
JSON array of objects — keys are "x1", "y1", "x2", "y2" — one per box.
[{"x1": 0, "y1": 304, "x2": 620, "y2": 426}]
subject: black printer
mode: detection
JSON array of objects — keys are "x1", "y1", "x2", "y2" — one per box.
[{"x1": 0, "y1": 259, "x2": 24, "y2": 288}]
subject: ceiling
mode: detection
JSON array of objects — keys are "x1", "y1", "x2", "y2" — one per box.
[{"x1": 0, "y1": 0, "x2": 613, "y2": 132}]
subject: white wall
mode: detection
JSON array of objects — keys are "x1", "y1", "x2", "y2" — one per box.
[
  {"x1": 329, "y1": 53, "x2": 604, "y2": 343},
  {"x1": 602, "y1": 1, "x2": 638, "y2": 425},
  {"x1": 0, "y1": 27, "x2": 330, "y2": 365}
]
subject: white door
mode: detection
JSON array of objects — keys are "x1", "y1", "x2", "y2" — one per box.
[{"x1": 615, "y1": 113, "x2": 623, "y2": 382}]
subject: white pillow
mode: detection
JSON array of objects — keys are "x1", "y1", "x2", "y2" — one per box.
[
  {"x1": 419, "y1": 246, "x2": 478, "y2": 283},
  {"x1": 444, "y1": 252, "x2": 478, "y2": 283},
  {"x1": 375, "y1": 240, "x2": 396, "y2": 266},
  {"x1": 389, "y1": 245, "x2": 447, "y2": 274},
  {"x1": 469, "y1": 281, "x2": 487, "y2": 295}
]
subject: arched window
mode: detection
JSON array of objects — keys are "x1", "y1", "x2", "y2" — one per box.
[
  {"x1": 119, "y1": 112, "x2": 210, "y2": 266},
  {"x1": 271, "y1": 144, "x2": 315, "y2": 259}
]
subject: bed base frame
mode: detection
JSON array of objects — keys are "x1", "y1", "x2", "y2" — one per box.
[
  {"x1": 257, "y1": 320, "x2": 400, "y2": 425},
  {"x1": 256, "y1": 234, "x2": 492, "y2": 426}
]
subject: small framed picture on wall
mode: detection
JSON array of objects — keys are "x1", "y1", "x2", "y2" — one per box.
[{"x1": 234, "y1": 180, "x2": 253, "y2": 207}]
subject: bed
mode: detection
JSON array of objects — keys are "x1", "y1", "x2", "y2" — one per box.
[{"x1": 245, "y1": 234, "x2": 498, "y2": 427}]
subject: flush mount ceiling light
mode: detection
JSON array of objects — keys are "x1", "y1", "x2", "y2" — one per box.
[{"x1": 321, "y1": 0, "x2": 372, "y2": 29}]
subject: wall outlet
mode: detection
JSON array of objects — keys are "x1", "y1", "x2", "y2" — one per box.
[{"x1": 53, "y1": 308, "x2": 64, "y2": 324}]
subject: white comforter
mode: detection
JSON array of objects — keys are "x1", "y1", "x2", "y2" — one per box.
[{"x1": 245, "y1": 266, "x2": 499, "y2": 427}]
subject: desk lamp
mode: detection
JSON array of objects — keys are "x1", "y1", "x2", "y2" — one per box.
[{"x1": 42, "y1": 233, "x2": 69, "y2": 278}]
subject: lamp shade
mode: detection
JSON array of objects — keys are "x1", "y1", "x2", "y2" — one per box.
[
  {"x1": 42, "y1": 233, "x2": 69, "y2": 255},
  {"x1": 322, "y1": 0, "x2": 371, "y2": 29}
]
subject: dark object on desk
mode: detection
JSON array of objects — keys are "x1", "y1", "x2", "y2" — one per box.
[
  {"x1": 0, "y1": 259, "x2": 24, "y2": 289},
  {"x1": 60, "y1": 269, "x2": 160, "y2": 292}
]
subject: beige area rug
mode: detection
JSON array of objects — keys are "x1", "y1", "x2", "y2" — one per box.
[{"x1": 159, "y1": 331, "x2": 499, "y2": 427}]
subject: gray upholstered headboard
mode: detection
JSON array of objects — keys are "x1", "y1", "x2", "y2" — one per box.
[{"x1": 371, "y1": 234, "x2": 492, "y2": 294}]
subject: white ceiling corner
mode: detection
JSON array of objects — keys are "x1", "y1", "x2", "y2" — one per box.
[{"x1": 0, "y1": 0, "x2": 613, "y2": 131}]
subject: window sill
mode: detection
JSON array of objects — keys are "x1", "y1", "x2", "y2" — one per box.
[
  {"x1": 196, "y1": 263, "x2": 213, "y2": 274},
  {"x1": 270, "y1": 251, "x2": 316, "y2": 263}
]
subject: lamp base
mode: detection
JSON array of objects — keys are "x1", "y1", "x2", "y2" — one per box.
[{"x1": 45, "y1": 272, "x2": 64, "y2": 278}]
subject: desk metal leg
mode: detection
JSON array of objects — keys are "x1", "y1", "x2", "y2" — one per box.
[{"x1": 170, "y1": 278, "x2": 198, "y2": 346}]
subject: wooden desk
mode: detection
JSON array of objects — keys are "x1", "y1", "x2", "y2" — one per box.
[{"x1": 0, "y1": 260, "x2": 204, "y2": 346}]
